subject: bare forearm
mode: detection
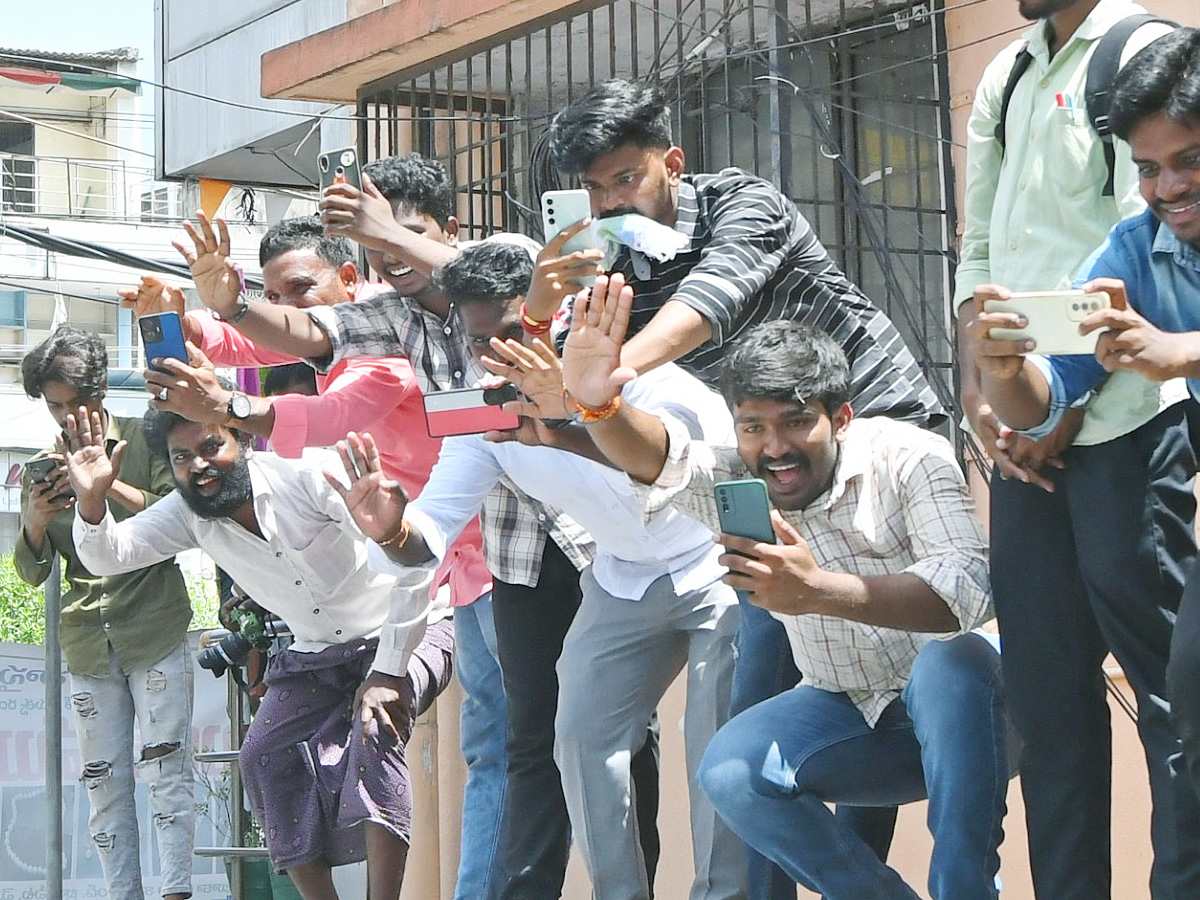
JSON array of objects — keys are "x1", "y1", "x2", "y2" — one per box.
[
  {"x1": 979, "y1": 362, "x2": 1052, "y2": 431},
  {"x1": 804, "y1": 571, "x2": 960, "y2": 632},
  {"x1": 106, "y1": 480, "x2": 148, "y2": 515},
  {"x1": 233, "y1": 304, "x2": 334, "y2": 361},
  {"x1": 618, "y1": 300, "x2": 713, "y2": 374},
  {"x1": 584, "y1": 404, "x2": 670, "y2": 484},
  {"x1": 379, "y1": 527, "x2": 436, "y2": 568}
]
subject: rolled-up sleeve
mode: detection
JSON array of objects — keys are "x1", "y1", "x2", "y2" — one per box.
[
  {"x1": 895, "y1": 448, "x2": 992, "y2": 633},
  {"x1": 369, "y1": 565, "x2": 439, "y2": 677}
]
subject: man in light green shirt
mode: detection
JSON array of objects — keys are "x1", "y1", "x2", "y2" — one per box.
[
  {"x1": 15, "y1": 326, "x2": 194, "y2": 900},
  {"x1": 953, "y1": 3, "x2": 1200, "y2": 898}
]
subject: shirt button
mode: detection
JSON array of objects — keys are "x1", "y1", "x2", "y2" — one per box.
[
  {"x1": 295, "y1": 580, "x2": 302, "y2": 586},
  {"x1": 1009, "y1": 241, "x2": 1019, "y2": 251},
  {"x1": 1018, "y1": 181, "x2": 1027, "y2": 191},
  {"x1": 276, "y1": 552, "x2": 282, "y2": 558},
  {"x1": 537, "y1": 514, "x2": 546, "y2": 522},
  {"x1": 103, "y1": 622, "x2": 111, "y2": 629},
  {"x1": 1039, "y1": 77, "x2": 1050, "y2": 88},
  {"x1": 443, "y1": 326, "x2": 452, "y2": 335},
  {"x1": 313, "y1": 608, "x2": 320, "y2": 614},
  {"x1": 335, "y1": 630, "x2": 343, "y2": 636},
  {"x1": 453, "y1": 371, "x2": 462, "y2": 380}
]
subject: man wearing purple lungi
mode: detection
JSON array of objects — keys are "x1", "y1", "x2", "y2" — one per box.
[{"x1": 60, "y1": 402, "x2": 453, "y2": 900}]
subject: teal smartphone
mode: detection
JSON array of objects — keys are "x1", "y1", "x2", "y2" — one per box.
[{"x1": 714, "y1": 478, "x2": 775, "y2": 545}]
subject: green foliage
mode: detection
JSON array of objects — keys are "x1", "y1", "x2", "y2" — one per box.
[
  {"x1": 0, "y1": 553, "x2": 222, "y2": 644},
  {"x1": 0, "y1": 553, "x2": 53, "y2": 644}
]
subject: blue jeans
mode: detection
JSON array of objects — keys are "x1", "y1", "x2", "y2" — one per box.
[
  {"x1": 453, "y1": 594, "x2": 508, "y2": 900},
  {"x1": 700, "y1": 633, "x2": 1012, "y2": 900},
  {"x1": 731, "y1": 594, "x2": 898, "y2": 900}
]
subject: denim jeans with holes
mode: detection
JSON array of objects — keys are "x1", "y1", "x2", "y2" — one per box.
[{"x1": 70, "y1": 641, "x2": 195, "y2": 900}]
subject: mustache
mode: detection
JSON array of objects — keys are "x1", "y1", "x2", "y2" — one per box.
[{"x1": 598, "y1": 206, "x2": 640, "y2": 219}]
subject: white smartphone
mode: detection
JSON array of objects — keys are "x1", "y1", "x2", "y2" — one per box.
[
  {"x1": 984, "y1": 290, "x2": 1116, "y2": 355},
  {"x1": 540, "y1": 189, "x2": 598, "y2": 288}
]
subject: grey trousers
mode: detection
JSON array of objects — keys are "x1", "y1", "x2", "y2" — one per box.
[{"x1": 554, "y1": 568, "x2": 746, "y2": 900}]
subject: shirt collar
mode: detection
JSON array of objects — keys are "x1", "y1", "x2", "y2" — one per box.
[
  {"x1": 821, "y1": 424, "x2": 868, "y2": 509},
  {"x1": 1150, "y1": 216, "x2": 1200, "y2": 271},
  {"x1": 675, "y1": 179, "x2": 700, "y2": 245},
  {"x1": 247, "y1": 453, "x2": 278, "y2": 539},
  {"x1": 1024, "y1": 0, "x2": 1133, "y2": 62}
]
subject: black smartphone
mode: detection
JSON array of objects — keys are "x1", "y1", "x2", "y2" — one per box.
[
  {"x1": 139, "y1": 312, "x2": 188, "y2": 373},
  {"x1": 318, "y1": 146, "x2": 363, "y2": 192},
  {"x1": 714, "y1": 478, "x2": 776, "y2": 545},
  {"x1": 25, "y1": 457, "x2": 60, "y2": 484}
]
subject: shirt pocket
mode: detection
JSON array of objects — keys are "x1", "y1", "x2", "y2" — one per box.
[
  {"x1": 1044, "y1": 117, "x2": 1106, "y2": 201},
  {"x1": 289, "y1": 520, "x2": 365, "y2": 595}
]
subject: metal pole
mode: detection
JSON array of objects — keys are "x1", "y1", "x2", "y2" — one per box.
[{"x1": 45, "y1": 555, "x2": 63, "y2": 900}]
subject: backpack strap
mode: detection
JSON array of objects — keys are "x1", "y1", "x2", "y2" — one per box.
[
  {"x1": 994, "y1": 45, "x2": 1033, "y2": 152},
  {"x1": 1085, "y1": 13, "x2": 1177, "y2": 196}
]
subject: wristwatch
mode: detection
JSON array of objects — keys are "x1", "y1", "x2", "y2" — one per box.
[{"x1": 227, "y1": 391, "x2": 252, "y2": 422}]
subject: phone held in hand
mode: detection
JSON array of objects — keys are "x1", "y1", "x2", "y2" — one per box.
[
  {"x1": 540, "y1": 189, "x2": 599, "y2": 288},
  {"x1": 319, "y1": 147, "x2": 363, "y2": 192},
  {"x1": 984, "y1": 290, "x2": 1117, "y2": 355},
  {"x1": 139, "y1": 312, "x2": 188, "y2": 372},
  {"x1": 714, "y1": 478, "x2": 776, "y2": 548},
  {"x1": 423, "y1": 386, "x2": 521, "y2": 438},
  {"x1": 25, "y1": 456, "x2": 60, "y2": 484}
]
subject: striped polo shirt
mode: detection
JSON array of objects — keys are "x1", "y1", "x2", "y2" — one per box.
[{"x1": 610, "y1": 168, "x2": 945, "y2": 425}]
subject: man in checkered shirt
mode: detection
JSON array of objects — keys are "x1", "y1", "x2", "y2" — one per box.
[{"x1": 516, "y1": 275, "x2": 1013, "y2": 900}]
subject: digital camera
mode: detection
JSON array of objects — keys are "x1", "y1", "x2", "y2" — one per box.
[{"x1": 197, "y1": 608, "x2": 288, "y2": 678}]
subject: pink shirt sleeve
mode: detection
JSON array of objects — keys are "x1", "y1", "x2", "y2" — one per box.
[
  {"x1": 269, "y1": 357, "x2": 420, "y2": 459},
  {"x1": 192, "y1": 311, "x2": 301, "y2": 367}
]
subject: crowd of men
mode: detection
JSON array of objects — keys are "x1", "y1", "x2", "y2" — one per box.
[{"x1": 15, "y1": 3, "x2": 1200, "y2": 898}]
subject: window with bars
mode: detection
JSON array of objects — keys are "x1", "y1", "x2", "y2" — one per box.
[{"x1": 357, "y1": 0, "x2": 958, "y2": 425}]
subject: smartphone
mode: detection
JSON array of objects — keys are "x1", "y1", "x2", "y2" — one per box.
[
  {"x1": 139, "y1": 312, "x2": 188, "y2": 372},
  {"x1": 25, "y1": 457, "x2": 60, "y2": 484},
  {"x1": 423, "y1": 386, "x2": 521, "y2": 438},
  {"x1": 318, "y1": 146, "x2": 362, "y2": 192},
  {"x1": 984, "y1": 290, "x2": 1117, "y2": 355},
  {"x1": 540, "y1": 189, "x2": 598, "y2": 288},
  {"x1": 714, "y1": 478, "x2": 776, "y2": 546}
]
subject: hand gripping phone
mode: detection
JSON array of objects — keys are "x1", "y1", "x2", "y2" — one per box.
[
  {"x1": 139, "y1": 312, "x2": 188, "y2": 372},
  {"x1": 714, "y1": 478, "x2": 776, "y2": 547},
  {"x1": 423, "y1": 385, "x2": 521, "y2": 438},
  {"x1": 984, "y1": 290, "x2": 1117, "y2": 355},
  {"x1": 25, "y1": 456, "x2": 60, "y2": 484},
  {"x1": 318, "y1": 146, "x2": 363, "y2": 192},
  {"x1": 540, "y1": 188, "x2": 598, "y2": 288}
]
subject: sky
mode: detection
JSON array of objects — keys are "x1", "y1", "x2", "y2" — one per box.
[{"x1": 4, "y1": 0, "x2": 155, "y2": 73}]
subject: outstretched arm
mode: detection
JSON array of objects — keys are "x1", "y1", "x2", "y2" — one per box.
[{"x1": 174, "y1": 212, "x2": 334, "y2": 360}]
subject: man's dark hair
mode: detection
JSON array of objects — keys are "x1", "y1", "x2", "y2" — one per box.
[
  {"x1": 547, "y1": 79, "x2": 673, "y2": 176},
  {"x1": 718, "y1": 321, "x2": 851, "y2": 414},
  {"x1": 143, "y1": 382, "x2": 252, "y2": 463},
  {"x1": 434, "y1": 242, "x2": 534, "y2": 307},
  {"x1": 362, "y1": 154, "x2": 455, "y2": 226},
  {"x1": 259, "y1": 216, "x2": 355, "y2": 269},
  {"x1": 1110, "y1": 28, "x2": 1200, "y2": 141},
  {"x1": 262, "y1": 363, "x2": 318, "y2": 397},
  {"x1": 21, "y1": 326, "x2": 108, "y2": 401}
]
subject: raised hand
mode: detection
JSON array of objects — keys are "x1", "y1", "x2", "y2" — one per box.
[
  {"x1": 319, "y1": 173, "x2": 403, "y2": 251},
  {"x1": 58, "y1": 408, "x2": 125, "y2": 525},
  {"x1": 118, "y1": 275, "x2": 188, "y2": 318},
  {"x1": 172, "y1": 212, "x2": 242, "y2": 317},
  {"x1": 964, "y1": 285, "x2": 1035, "y2": 381},
  {"x1": 481, "y1": 337, "x2": 572, "y2": 420},
  {"x1": 561, "y1": 272, "x2": 639, "y2": 408},
  {"x1": 326, "y1": 431, "x2": 409, "y2": 543},
  {"x1": 523, "y1": 220, "x2": 604, "y2": 322}
]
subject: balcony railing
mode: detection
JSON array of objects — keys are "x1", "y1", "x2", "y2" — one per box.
[{"x1": 0, "y1": 152, "x2": 183, "y2": 222}]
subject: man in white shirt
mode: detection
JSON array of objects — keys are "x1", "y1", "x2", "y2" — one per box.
[
  {"x1": 326, "y1": 326, "x2": 744, "y2": 899},
  {"x1": 487, "y1": 276, "x2": 1012, "y2": 899},
  {"x1": 61, "y1": 405, "x2": 452, "y2": 900}
]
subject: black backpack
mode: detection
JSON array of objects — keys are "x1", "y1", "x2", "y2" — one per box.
[{"x1": 993, "y1": 13, "x2": 1176, "y2": 196}]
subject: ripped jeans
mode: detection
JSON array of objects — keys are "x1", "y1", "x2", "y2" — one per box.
[{"x1": 71, "y1": 641, "x2": 195, "y2": 900}]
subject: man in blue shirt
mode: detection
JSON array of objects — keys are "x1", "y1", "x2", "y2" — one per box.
[{"x1": 967, "y1": 26, "x2": 1200, "y2": 803}]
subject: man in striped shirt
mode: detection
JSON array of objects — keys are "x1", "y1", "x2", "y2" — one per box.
[{"x1": 526, "y1": 78, "x2": 947, "y2": 895}]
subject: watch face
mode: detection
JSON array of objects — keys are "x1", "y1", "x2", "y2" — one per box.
[{"x1": 230, "y1": 393, "x2": 252, "y2": 419}]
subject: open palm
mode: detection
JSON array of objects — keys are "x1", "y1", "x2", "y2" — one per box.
[
  {"x1": 173, "y1": 212, "x2": 241, "y2": 313},
  {"x1": 562, "y1": 273, "x2": 638, "y2": 408},
  {"x1": 327, "y1": 432, "x2": 409, "y2": 542}
]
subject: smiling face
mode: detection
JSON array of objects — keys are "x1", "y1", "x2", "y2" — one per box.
[
  {"x1": 261, "y1": 249, "x2": 356, "y2": 309},
  {"x1": 1130, "y1": 110, "x2": 1200, "y2": 250},
  {"x1": 365, "y1": 202, "x2": 459, "y2": 300},
  {"x1": 166, "y1": 421, "x2": 253, "y2": 519},
  {"x1": 578, "y1": 142, "x2": 683, "y2": 225},
  {"x1": 732, "y1": 396, "x2": 852, "y2": 511}
]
